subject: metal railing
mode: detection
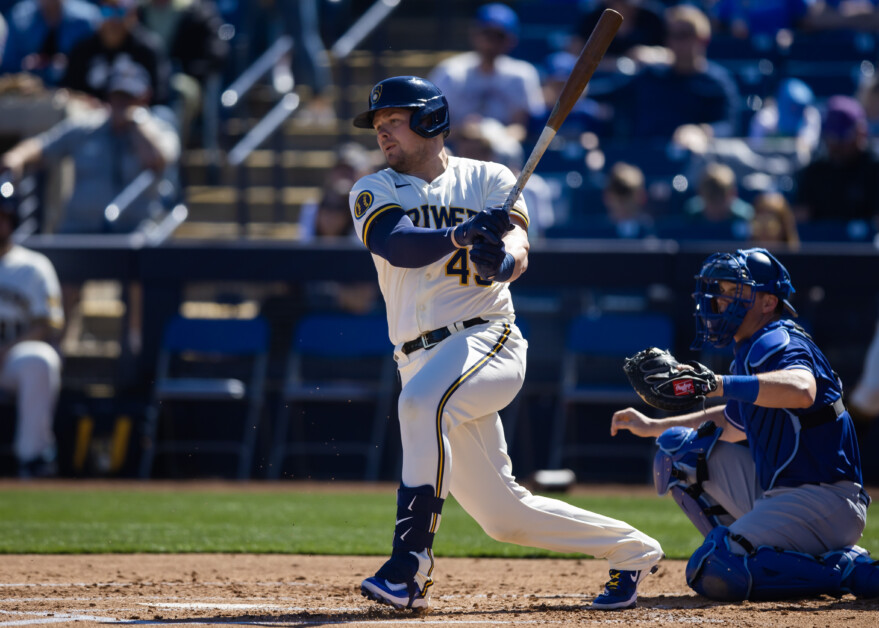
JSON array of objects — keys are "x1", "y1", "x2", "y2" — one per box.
[
  {"x1": 102, "y1": 169, "x2": 188, "y2": 245},
  {"x1": 219, "y1": 35, "x2": 298, "y2": 236},
  {"x1": 216, "y1": 0, "x2": 403, "y2": 238},
  {"x1": 330, "y1": 0, "x2": 402, "y2": 60}
]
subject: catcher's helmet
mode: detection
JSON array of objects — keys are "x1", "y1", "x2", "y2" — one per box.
[
  {"x1": 692, "y1": 247, "x2": 797, "y2": 349},
  {"x1": 352, "y1": 75, "x2": 450, "y2": 138}
]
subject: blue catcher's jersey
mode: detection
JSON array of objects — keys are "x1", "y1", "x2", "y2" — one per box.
[{"x1": 724, "y1": 320, "x2": 863, "y2": 491}]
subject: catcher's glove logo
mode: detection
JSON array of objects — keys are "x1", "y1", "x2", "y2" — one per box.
[
  {"x1": 623, "y1": 347, "x2": 718, "y2": 412},
  {"x1": 371, "y1": 85, "x2": 383, "y2": 104},
  {"x1": 674, "y1": 379, "x2": 695, "y2": 396}
]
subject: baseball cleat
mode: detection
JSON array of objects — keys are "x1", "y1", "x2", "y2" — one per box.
[
  {"x1": 591, "y1": 564, "x2": 659, "y2": 610},
  {"x1": 360, "y1": 576, "x2": 429, "y2": 611}
]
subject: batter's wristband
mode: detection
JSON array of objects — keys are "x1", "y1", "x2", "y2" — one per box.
[
  {"x1": 495, "y1": 253, "x2": 516, "y2": 282},
  {"x1": 722, "y1": 375, "x2": 759, "y2": 403}
]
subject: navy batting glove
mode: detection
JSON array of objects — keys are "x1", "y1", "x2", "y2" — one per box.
[
  {"x1": 453, "y1": 208, "x2": 512, "y2": 247},
  {"x1": 470, "y1": 240, "x2": 514, "y2": 281}
]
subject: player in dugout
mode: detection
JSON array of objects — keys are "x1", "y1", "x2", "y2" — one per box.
[
  {"x1": 611, "y1": 247, "x2": 879, "y2": 601},
  {"x1": 348, "y1": 75, "x2": 663, "y2": 612}
]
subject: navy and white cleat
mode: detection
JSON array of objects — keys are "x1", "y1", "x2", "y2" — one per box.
[
  {"x1": 361, "y1": 576, "x2": 430, "y2": 611},
  {"x1": 591, "y1": 564, "x2": 659, "y2": 610}
]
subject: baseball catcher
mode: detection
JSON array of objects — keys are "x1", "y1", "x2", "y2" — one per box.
[{"x1": 613, "y1": 247, "x2": 879, "y2": 602}]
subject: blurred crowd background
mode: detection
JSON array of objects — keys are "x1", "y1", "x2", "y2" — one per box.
[{"x1": 1, "y1": 0, "x2": 878, "y2": 484}]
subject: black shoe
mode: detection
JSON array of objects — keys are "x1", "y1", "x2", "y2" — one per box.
[{"x1": 18, "y1": 456, "x2": 58, "y2": 479}]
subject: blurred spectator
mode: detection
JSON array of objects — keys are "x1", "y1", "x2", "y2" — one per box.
[
  {"x1": 749, "y1": 77, "x2": 821, "y2": 155},
  {"x1": 298, "y1": 142, "x2": 378, "y2": 242},
  {"x1": 1, "y1": 61, "x2": 180, "y2": 234},
  {"x1": 573, "y1": 0, "x2": 666, "y2": 68},
  {"x1": 299, "y1": 178, "x2": 379, "y2": 315},
  {"x1": 0, "y1": 0, "x2": 101, "y2": 86},
  {"x1": 0, "y1": 184, "x2": 63, "y2": 478},
  {"x1": 794, "y1": 95, "x2": 879, "y2": 225},
  {"x1": 598, "y1": 161, "x2": 655, "y2": 238},
  {"x1": 300, "y1": 178, "x2": 356, "y2": 243},
  {"x1": 749, "y1": 191, "x2": 801, "y2": 250},
  {"x1": 709, "y1": 0, "x2": 813, "y2": 38},
  {"x1": 541, "y1": 51, "x2": 612, "y2": 138},
  {"x1": 856, "y1": 74, "x2": 879, "y2": 136},
  {"x1": 137, "y1": 0, "x2": 228, "y2": 147},
  {"x1": 428, "y1": 2, "x2": 545, "y2": 138},
  {"x1": 0, "y1": 12, "x2": 7, "y2": 65},
  {"x1": 600, "y1": 4, "x2": 741, "y2": 139},
  {"x1": 62, "y1": 0, "x2": 171, "y2": 106},
  {"x1": 800, "y1": 0, "x2": 879, "y2": 31},
  {"x1": 683, "y1": 161, "x2": 753, "y2": 236},
  {"x1": 450, "y1": 117, "x2": 556, "y2": 238}
]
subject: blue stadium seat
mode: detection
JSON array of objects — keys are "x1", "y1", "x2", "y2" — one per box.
[
  {"x1": 797, "y1": 219, "x2": 876, "y2": 243},
  {"x1": 783, "y1": 31, "x2": 877, "y2": 63},
  {"x1": 548, "y1": 311, "x2": 674, "y2": 468},
  {"x1": 139, "y1": 315, "x2": 270, "y2": 480},
  {"x1": 268, "y1": 313, "x2": 395, "y2": 481}
]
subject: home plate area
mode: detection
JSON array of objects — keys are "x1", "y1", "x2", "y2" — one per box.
[{"x1": 1, "y1": 555, "x2": 876, "y2": 627}]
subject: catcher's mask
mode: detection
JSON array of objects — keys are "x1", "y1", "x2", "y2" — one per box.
[
  {"x1": 691, "y1": 247, "x2": 797, "y2": 349},
  {"x1": 352, "y1": 75, "x2": 451, "y2": 139}
]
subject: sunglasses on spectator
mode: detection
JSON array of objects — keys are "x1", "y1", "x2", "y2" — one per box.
[
  {"x1": 479, "y1": 28, "x2": 510, "y2": 41},
  {"x1": 100, "y1": 6, "x2": 128, "y2": 19}
]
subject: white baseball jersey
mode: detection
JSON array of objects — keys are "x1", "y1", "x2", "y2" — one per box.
[
  {"x1": 0, "y1": 245, "x2": 64, "y2": 344},
  {"x1": 349, "y1": 155, "x2": 529, "y2": 346}
]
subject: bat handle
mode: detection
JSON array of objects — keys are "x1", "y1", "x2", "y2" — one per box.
[{"x1": 501, "y1": 185, "x2": 523, "y2": 215}]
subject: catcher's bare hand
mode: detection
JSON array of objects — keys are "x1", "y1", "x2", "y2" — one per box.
[{"x1": 611, "y1": 408, "x2": 660, "y2": 438}]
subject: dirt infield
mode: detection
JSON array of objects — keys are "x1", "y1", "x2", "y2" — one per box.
[{"x1": 2, "y1": 553, "x2": 877, "y2": 627}]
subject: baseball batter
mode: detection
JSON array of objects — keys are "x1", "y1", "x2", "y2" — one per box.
[
  {"x1": 0, "y1": 186, "x2": 64, "y2": 478},
  {"x1": 349, "y1": 76, "x2": 662, "y2": 612},
  {"x1": 612, "y1": 248, "x2": 879, "y2": 601}
]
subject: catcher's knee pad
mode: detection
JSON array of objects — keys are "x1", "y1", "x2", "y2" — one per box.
[
  {"x1": 654, "y1": 421, "x2": 726, "y2": 536},
  {"x1": 688, "y1": 527, "x2": 852, "y2": 601},
  {"x1": 823, "y1": 546, "x2": 879, "y2": 598}
]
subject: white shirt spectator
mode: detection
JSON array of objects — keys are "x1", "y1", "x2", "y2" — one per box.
[{"x1": 429, "y1": 51, "x2": 545, "y2": 128}]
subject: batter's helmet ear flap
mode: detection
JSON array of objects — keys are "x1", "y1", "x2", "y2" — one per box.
[
  {"x1": 353, "y1": 76, "x2": 451, "y2": 138},
  {"x1": 411, "y1": 95, "x2": 451, "y2": 138}
]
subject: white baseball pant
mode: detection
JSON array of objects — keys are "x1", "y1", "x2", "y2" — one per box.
[
  {"x1": 0, "y1": 341, "x2": 62, "y2": 462},
  {"x1": 393, "y1": 319, "x2": 663, "y2": 571}
]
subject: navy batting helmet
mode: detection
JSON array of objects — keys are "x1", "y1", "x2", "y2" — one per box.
[
  {"x1": 352, "y1": 75, "x2": 450, "y2": 139},
  {"x1": 692, "y1": 248, "x2": 797, "y2": 349}
]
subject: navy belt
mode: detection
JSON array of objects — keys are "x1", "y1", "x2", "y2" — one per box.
[
  {"x1": 799, "y1": 397, "x2": 846, "y2": 430},
  {"x1": 401, "y1": 317, "x2": 488, "y2": 355}
]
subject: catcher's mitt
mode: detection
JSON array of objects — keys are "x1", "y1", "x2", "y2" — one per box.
[{"x1": 623, "y1": 347, "x2": 718, "y2": 412}]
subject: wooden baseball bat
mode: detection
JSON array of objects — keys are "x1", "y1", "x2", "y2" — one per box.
[{"x1": 501, "y1": 8, "x2": 623, "y2": 214}]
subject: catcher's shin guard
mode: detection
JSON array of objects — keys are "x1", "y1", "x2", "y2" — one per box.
[
  {"x1": 654, "y1": 421, "x2": 728, "y2": 536},
  {"x1": 368, "y1": 484, "x2": 444, "y2": 608},
  {"x1": 686, "y1": 526, "x2": 870, "y2": 601}
]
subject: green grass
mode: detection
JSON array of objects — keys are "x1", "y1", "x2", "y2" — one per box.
[{"x1": 1, "y1": 488, "x2": 876, "y2": 559}]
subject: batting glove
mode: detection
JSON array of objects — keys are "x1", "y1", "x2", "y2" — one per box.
[{"x1": 452, "y1": 208, "x2": 512, "y2": 247}]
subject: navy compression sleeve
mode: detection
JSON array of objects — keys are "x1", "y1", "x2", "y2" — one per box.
[{"x1": 366, "y1": 207, "x2": 458, "y2": 268}]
